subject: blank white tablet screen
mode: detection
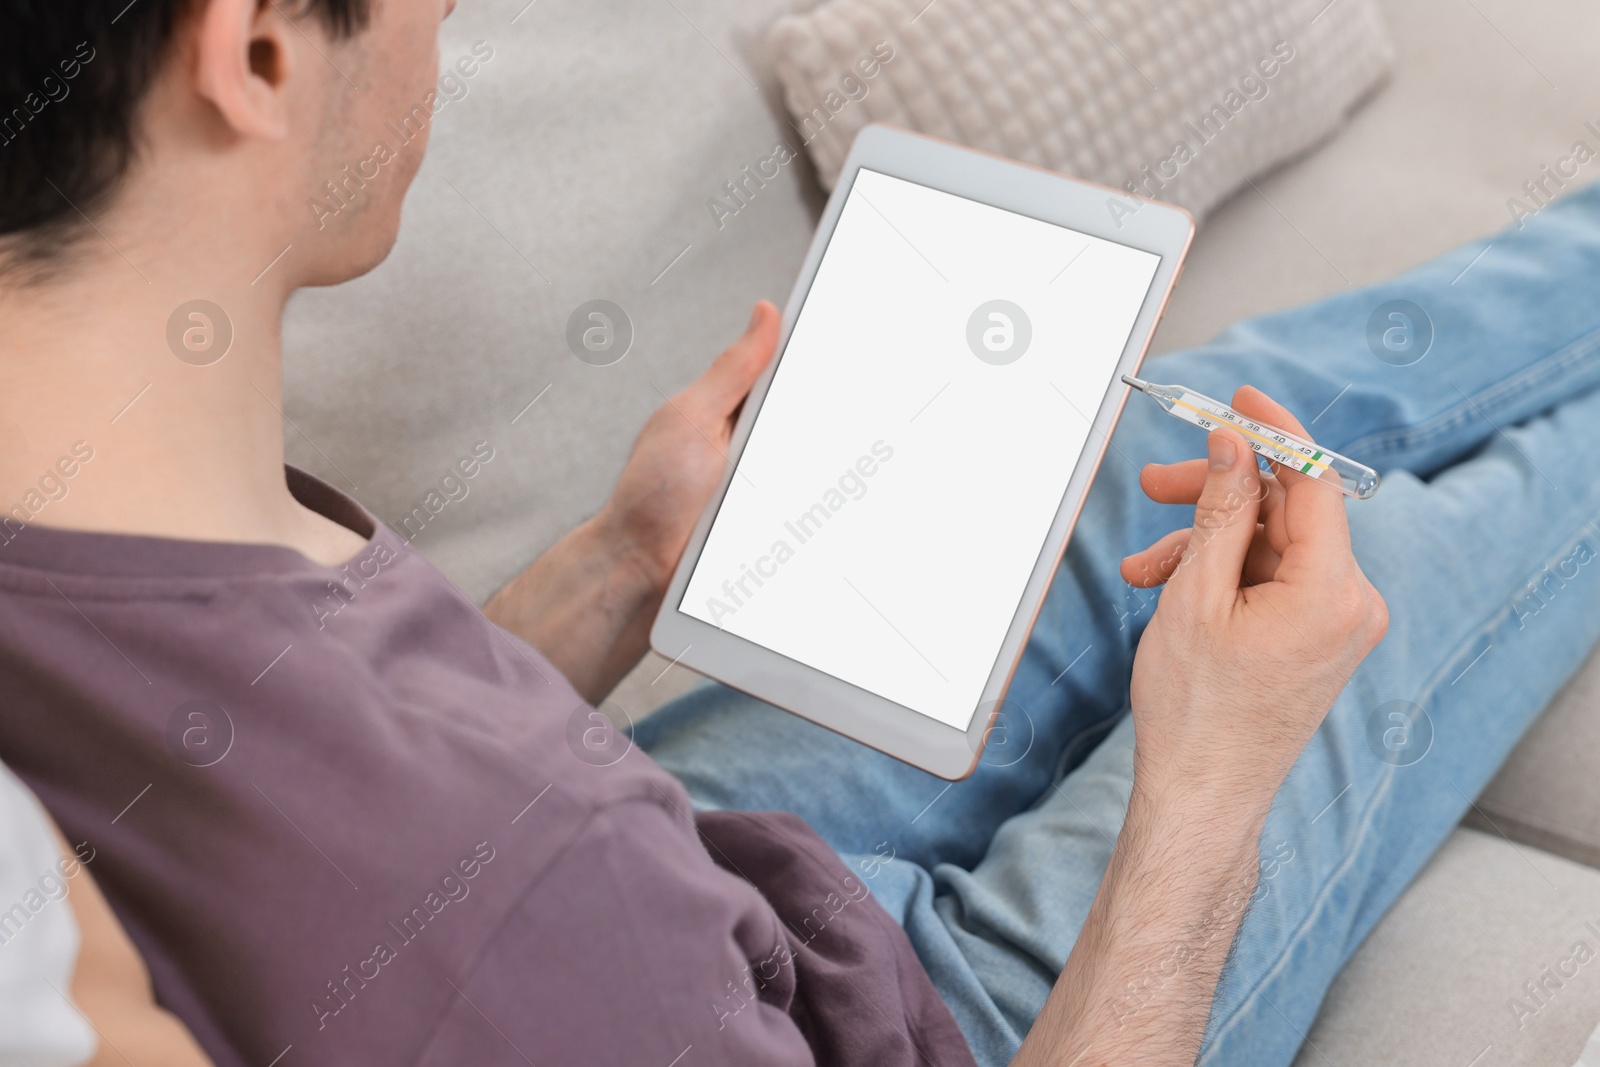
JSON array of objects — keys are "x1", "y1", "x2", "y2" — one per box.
[{"x1": 680, "y1": 168, "x2": 1161, "y2": 730}]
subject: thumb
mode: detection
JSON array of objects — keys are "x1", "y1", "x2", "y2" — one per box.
[
  {"x1": 689, "y1": 301, "x2": 779, "y2": 418},
  {"x1": 1166, "y1": 429, "x2": 1264, "y2": 606}
]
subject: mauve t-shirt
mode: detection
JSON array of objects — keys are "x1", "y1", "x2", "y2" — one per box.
[{"x1": 0, "y1": 469, "x2": 976, "y2": 1067}]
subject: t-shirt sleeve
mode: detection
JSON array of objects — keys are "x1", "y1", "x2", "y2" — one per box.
[{"x1": 417, "y1": 796, "x2": 817, "y2": 1067}]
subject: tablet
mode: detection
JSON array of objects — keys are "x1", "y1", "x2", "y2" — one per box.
[{"x1": 651, "y1": 124, "x2": 1193, "y2": 779}]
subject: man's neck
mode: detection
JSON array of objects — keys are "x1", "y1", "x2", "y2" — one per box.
[{"x1": 0, "y1": 238, "x2": 368, "y2": 566}]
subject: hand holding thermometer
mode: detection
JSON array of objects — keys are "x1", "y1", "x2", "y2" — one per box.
[{"x1": 1121, "y1": 375, "x2": 1381, "y2": 500}]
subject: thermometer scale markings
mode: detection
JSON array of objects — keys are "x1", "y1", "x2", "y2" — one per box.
[
  {"x1": 1170, "y1": 396, "x2": 1330, "y2": 475},
  {"x1": 1121, "y1": 374, "x2": 1380, "y2": 499}
]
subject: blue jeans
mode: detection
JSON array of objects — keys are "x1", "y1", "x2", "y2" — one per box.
[{"x1": 635, "y1": 181, "x2": 1600, "y2": 1066}]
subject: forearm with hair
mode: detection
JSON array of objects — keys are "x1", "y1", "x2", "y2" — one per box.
[
  {"x1": 482, "y1": 513, "x2": 660, "y2": 705},
  {"x1": 1008, "y1": 777, "x2": 1272, "y2": 1067}
]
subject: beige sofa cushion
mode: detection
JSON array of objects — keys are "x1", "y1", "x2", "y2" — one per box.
[
  {"x1": 767, "y1": 0, "x2": 1394, "y2": 219},
  {"x1": 1292, "y1": 829, "x2": 1600, "y2": 1067}
]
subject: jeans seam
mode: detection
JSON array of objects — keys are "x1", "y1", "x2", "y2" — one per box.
[
  {"x1": 1201, "y1": 494, "x2": 1600, "y2": 1060},
  {"x1": 1338, "y1": 325, "x2": 1600, "y2": 461}
]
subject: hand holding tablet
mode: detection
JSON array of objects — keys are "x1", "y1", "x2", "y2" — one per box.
[{"x1": 652, "y1": 125, "x2": 1194, "y2": 778}]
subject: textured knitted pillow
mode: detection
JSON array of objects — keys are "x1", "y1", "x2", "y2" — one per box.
[{"x1": 767, "y1": 0, "x2": 1394, "y2": 221}]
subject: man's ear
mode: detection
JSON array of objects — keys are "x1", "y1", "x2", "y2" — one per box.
[{"x1": 193, "y1": 0, "x2": 297, "y2": 140}]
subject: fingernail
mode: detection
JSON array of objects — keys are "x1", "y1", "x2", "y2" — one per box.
[
  {"x1": 1208, "y1": 432, "x2": 1236, "y2": 471},
  {"x1": 748, "y1": 303, "x2": 763, "y2": 331}
]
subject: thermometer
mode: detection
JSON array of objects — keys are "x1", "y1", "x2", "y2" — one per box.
[{"x1": 1122, "y1": 375, "x2": 1380, "y2": 500}]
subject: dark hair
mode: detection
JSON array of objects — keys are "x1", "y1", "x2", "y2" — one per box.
[{"x1": 0, "y1": 0, "x2": 370, "y2": 269}]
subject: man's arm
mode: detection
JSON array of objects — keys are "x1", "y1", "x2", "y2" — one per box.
[
  {"x1": 484, "y1": 302, "x2": 779, "y2": 703},
  {"x1": 1012, "y1": 388, "x2": 1388, "y2": 1066},
  {"x1": 489, "y1": 304, "x2": 1384, "y2": 1062},
  {"x1": 62, "y1": 832, "x2": 215, "y2": 1066},
  {"x1": 1012, "y1": 778, "x2": 1270, "y2": 1065},
  {"x1": 483, "y1": 512, "x2": 661, "y2": 705}
]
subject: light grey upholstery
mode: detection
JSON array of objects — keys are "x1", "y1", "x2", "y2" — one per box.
[{"x1": 1292, "y1": 829, "x2": 1600, "y2": 1067}]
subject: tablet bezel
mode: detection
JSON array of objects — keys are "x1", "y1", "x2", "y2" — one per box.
[{"x1": 650, "y1": 123, "x2": 1194, "y2": 780}]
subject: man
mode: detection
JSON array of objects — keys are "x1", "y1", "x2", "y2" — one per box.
[{"x1": 1, "y1": 1, "x2": 1597, "y2": 1065}]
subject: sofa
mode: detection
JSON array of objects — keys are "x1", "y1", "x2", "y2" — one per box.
[{"x1": 281, "y1": 0, "x2": 1600, "y2": 1062}]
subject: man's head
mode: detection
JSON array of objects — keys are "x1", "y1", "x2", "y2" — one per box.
[{"x1": 0, "y1": 0, "x2": 456, "y2": 288}]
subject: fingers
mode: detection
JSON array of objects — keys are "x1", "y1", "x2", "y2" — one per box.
[
  {"x1": 1163, "y1": 429, "x2": 1266, "y2": 606},
  {"x1": 1138, "y1": 458, "x2": 1210, "y2": 504},
  {"x1": 1231, "y1": 384, "x2": 1353, "y2": 563},
  {"x1": 686, "y1": 301, "x2": 780, "y2": 421},
  {"x1": 1121, "y1": 528, "x2": 1190, "y2": 587},
  {"x1": 1231, "y1": 384, "x2": 1311, "y2": 438},
  {"x1": 1255, "y1": 462, "x2": 1290, "y2": 557},
  {"x1": 1122, "y1": 526, "x2": 1283, "y2": 588},
  {"x1": 1140, "y1": 458, "x2": 1288, "y2": 554}
]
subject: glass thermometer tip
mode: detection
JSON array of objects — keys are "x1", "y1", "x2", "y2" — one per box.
[{"x1": 1121, "y1": 375, "x2": 1380, "y2": 500}]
